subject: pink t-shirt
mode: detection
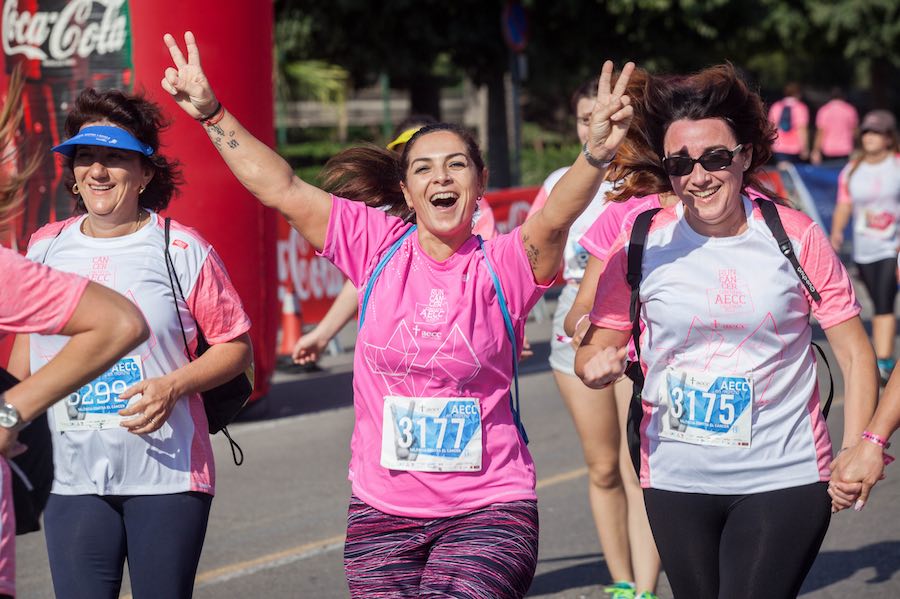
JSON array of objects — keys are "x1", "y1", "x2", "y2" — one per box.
[
  {"x1": 0, "y1": 247, "x2": 88, "y2": 336},
  {"x1": 591, "y1": 197, "x2": 859, "y2": 495},
  {"x1": 816, "y1": 99, "x2": 858, "y2": 157},
  {"x1": 581, "y1": 195, "x2": 662, "y2": 262},
  {"x1": 0, "y1": 247, "x2": 90, "y2": 597},
  {"x1": 321, "y1": 197, "x2": 549, "y2": 517},
  {"x1": 770, "y1": 97, "x2": 810, "y2": 155}
]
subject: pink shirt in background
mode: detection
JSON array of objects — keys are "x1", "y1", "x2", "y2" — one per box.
[
  {"x1": 0, "y1": 247, "x2": 90, "y2": 598},
  {"x1": 581, "y1": 194, "x2": 662, "y2": 262},
  {"x1": 769, "y1": 97, "x2": 810, "y2": 155},
  {"x1": 321, "y1": 197, "x2": 549, "y2": 517},
  {"x1": 816, "y1": 99, "x2": 858, "y2": 157}
]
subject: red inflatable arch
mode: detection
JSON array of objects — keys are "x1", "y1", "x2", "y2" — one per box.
[{"x1": 1, "y1": 1, "x2": 278, "y2": 398}]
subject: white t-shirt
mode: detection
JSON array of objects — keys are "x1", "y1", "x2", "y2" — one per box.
[
  {"x1": 528, "y1": 167, "x2": 613, "y2": 282},
  {"x1": 591, "y1": 197, "x2": 860, "y2": 495},
  {"x1": 837, "y1": 155, "x2": 900, "y2": 264},
  {"x1": 26, "y1": 212, "x2": 251, "y2": 496}
]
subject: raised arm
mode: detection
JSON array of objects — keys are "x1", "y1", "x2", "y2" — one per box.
[
  {"x1": 521, "y1": 61, "x2": 634, "y2": 283},
  {"x1": 161, "y1": 31, "x2": 331, "y2": 250}
]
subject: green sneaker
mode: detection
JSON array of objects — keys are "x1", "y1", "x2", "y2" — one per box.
[
  {"x1": 636, "y1": 593, "x2": 659, "y2": 599},
  {"x1": 603, "y1": 581, "x2": 636, "y2": 599}
]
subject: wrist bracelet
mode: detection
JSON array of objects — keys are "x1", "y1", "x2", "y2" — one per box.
[
  {"x1": 198, "y1": 102, "x2": 224, "y2": 126},
  {"x1": 575, "y1": 313, "x2": 590, "y2": 332},
  {"x1": 861, "y1": 430, "x2": 891, "y2": 449},
  {"x1": 582, "y1": 142, "x2": 615, "y2": 169}
]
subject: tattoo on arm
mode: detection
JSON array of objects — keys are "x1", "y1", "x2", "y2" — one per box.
[{"x1": 526, "y1": 243, "x2": 540, "y2": 269}]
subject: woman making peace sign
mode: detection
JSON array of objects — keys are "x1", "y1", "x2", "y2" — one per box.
[{"x1": 162, "y1": 31, "x2": 635, "y2": 597}]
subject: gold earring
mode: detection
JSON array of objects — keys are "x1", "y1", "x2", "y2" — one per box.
[
  {"x1": 139, "y1": 185, "x2": 146, "y2": 195},
  {"x1": 72, "y1": 183, "x2": 80, "y2": 195}
]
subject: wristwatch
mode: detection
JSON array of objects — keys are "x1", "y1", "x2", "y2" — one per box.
[{"x1": 0, "y1": 394, "x2": 23, "y2": 431}]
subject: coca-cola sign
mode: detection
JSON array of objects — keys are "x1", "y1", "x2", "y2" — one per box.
[{"x1": 3, "y1": 0, "x2": 127, "y2": 66}]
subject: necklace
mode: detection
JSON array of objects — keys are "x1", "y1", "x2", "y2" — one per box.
[{"x1": 82, "y1": 209, "x2": 147, "y2": 238}]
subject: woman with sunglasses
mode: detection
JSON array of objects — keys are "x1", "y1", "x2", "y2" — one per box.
[{"x1": 574, "y1": 64, "x2": 877, "y2": 599}]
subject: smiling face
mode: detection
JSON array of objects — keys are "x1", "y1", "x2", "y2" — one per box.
[
  {"x1": 72, "y1": 121, "x2": 154, "y2": 222},
  {"x1": 400, "y1": 130, "x2": 485, "y2": 254},
  {"x1": 664, "y1": 118, "x2": 752, "y2": 237}
]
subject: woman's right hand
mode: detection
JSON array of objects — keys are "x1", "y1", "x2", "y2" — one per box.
[
  {"x1": 292, "y1": 329, "x2": 329, "y2": 365},
  {"x1": 161, "y1": 31, "x2": 219, "y2": 120}
]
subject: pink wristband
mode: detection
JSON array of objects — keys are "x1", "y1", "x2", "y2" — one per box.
[
  {"x1": 576, "y1": 313, "x2": 590, "y2": 331},
  {"x1": 861, "y1": 430, "x2": 891, "y2": 449}
]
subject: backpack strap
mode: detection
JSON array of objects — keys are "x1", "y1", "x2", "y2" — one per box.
[
  {"x1": 624, "y1": 208, "x2": 662, "y2": 476},
  {"x1": 626, "y1": 208, "x2": 663, "y2": 385},
  {"x1": 359, "y1": 225, "x2": 416, "y2": 329},
  {"x1": 477, "y1": 235, "x2": 528, "y2": 444},
  {"x1": 754, "y1": 198, "x2": 822, "y2": 303},
  {"x1": 165, "y1": 218, "x2": 244, "y2": 464}
]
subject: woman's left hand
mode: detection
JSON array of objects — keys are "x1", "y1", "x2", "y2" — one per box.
[{"x1": 118, "y1": 376, "x2": 180, "y2": 435}]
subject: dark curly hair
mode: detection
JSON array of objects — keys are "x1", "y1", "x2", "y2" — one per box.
[
  {"x1": 607, "y1": 63, "x2": 780, "y2": 203},
  {"x1": 61, "y1": 88, "x2": 183, "y2": 213},
  {"x1": 320, "y1": 123, "x2": 485, "y2": 222}
]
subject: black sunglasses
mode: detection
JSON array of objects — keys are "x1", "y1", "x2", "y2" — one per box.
[{"x1": 662, "y1": 144, "x2": 744, "y2": 177}]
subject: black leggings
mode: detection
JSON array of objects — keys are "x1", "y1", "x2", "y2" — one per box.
[
  {"x1": 643, "y1": 482, "x2": 831, "y2": 599},
  {"x1": 855, "y1": 258, "x2": 898, "y2": 315},
  {"x1": 44, "y1": 492, "x2": 213, "y2": 599}
]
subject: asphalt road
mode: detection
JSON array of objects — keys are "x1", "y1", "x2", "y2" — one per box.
[{"x1": 17, "y1": 300, "x2": 900, "y2": 598}]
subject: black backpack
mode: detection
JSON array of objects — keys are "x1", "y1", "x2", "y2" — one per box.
[
  {"x1": 2, "y1": 367, "x2": 53, "y2": 535},
  {"x1": 623, "y1": 198, "x2": 833, "y2": 475}
]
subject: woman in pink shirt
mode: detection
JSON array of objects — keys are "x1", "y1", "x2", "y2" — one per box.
[
  {"x1": 0, "y1": 66, "x2": 149, "y2": 599},
  {"x1": 161, "y1": 32, "x2": 636, "y2": 598}
]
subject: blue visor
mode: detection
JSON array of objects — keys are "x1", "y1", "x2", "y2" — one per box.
[{"x1": 52, "y1": 126, "x2": 154, "y2": 158}]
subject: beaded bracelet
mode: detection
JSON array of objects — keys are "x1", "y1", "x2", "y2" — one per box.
[{"x1": 861, "y1": 430, "x2": 891, "y2": 449}]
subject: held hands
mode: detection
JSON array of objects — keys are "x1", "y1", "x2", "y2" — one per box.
[
  {"x1": 118, "y1": 376, "x2": 180, "y2": 435},
  {"x1": 829, "y1": 442, "x2": 888, "y2": 512},
  {"x1": 161, "y1": 31, "x2": 218, "y2": 119},
  {"x1": 585, "y1": 61, "x2": 636, "y2": 164}
]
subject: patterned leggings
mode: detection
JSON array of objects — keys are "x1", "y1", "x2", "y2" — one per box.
[{"x1": 344, "y1": 496, "x2": 539, "y2": 598}]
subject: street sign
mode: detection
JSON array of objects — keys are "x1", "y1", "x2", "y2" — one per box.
[{"x1": 502, "y1": 1, "x2": 528, "y2": 53}]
